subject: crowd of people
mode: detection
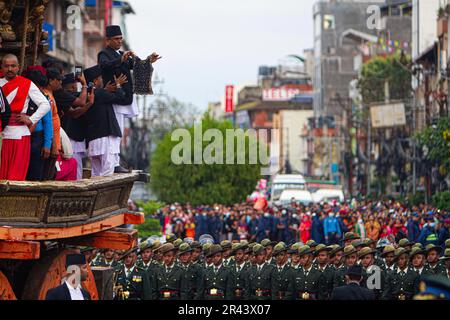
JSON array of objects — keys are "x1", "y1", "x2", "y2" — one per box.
[
  {"x1": 0, "y1": 25, "x2": 160, "y2": 181},
  {"x1": 152, "y1": 199, "x2": 449, "y2": 249}
]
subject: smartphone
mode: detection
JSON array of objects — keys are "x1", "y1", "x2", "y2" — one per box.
[
  {"x1": 87, "y1": 82, "x2": 94, "y2": 94},
  {"x1": 75, "y1": 66, "x2": 82, "y2": 78}
]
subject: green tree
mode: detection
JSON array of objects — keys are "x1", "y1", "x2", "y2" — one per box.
[
  {"x1": 357, "y1": 53, "x2": 412, "y2": 104},
  {"x1": 150, "y1": 114, "x2": 264, "y2": 205},
  {"x1": 417, "y1": 117, "x2": 450, "y2": 171}
]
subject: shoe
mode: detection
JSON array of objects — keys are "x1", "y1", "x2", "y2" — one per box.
[{"x1": 114, "y1": 166, "x2": 129, "y2": 174}]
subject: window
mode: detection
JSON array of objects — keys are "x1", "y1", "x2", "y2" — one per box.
[{"x1": 323, "y1": 15, "x2": 335, "y2": 30}]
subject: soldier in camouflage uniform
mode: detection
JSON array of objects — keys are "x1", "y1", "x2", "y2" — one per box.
[
  {"x1": 153, "y1": 243, "x2": 186, "y2": 300},
  {"x1": 196, "y1": 244, "x2": 233, "y2": 300},
  {"x1": 248, "y1": 244, "x2": 275, "y2": 300},
  {"x1": 272, "y1": 242, "x2": 294, "y2": 300},
  {"x1": 229, "y1": 242, "x2": 250, "y2": 300},
  {"x1": 382, "y1": 248, "x2": 419, "y2": 300},
  {"x1": 314, "y1": 244, "x2": 335, "y2": 300},
  {"x1": 114, "y1": 247, "x2": 153, "y2": 300}
]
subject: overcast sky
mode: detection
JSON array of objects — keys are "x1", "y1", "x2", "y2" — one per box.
[{"x1": 127, "y1": 0, "x2": 316, "y2": 110}]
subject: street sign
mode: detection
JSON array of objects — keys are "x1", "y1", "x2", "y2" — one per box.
[{"x1": 370, "y1": 103, "x2": 406, "y2": 128}]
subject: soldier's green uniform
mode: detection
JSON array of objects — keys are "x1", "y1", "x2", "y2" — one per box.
[
  {"x1": 315, "y1": 244, "x2": 335, "y2": 300},
  {"x1": 114, "y1": 248, "x2": 153, "y2": 300},
  {"x1": 382, "y1": 248, "x2": 419, "y2": 300},
  {"x1": 271, "y1": 243, "x2": 294, "y2": 300},
  {"x1": 178, "y1": 243, "x2": 203, "y2": 300},
  {"x1": 333, "y1": 245, "x2": 357, "y2": 288},
  {"x1": 358, "y1": 247, "x2": 386, "y2": 299},
  {"x1": 423, "y1": 244, "x2": 447, "y2": 276},
  {"x1": 248, "y1": 244, "x2": 276, "y2": 300},
  {"x1": 261, "y1": 239, "x2": 277, "y2": 266},
  {"x1": 292, "y1": 246, "x2": 325, "y2": 300},
  {"x1": 153, "y1": 243, "x2": 186, "y2": 300},
  {"x1": 229, "y1": 243, "x2": 250, "y2": 300},
  {"x1": 196, "y1": 245, "x2": 233, "y2": 300}
]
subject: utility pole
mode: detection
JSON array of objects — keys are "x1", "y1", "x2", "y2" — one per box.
[{"x1": 367, "y1": 114, "x2": 371, "y2": 197}]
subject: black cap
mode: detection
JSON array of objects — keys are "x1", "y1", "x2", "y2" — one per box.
[
  {"x1": 83, "y1": 65, "x2": 101, "y2": 83},
  {"x1": 106, "y1": 25, "x2": 122, "y2": 38},
  {"x1": 345, "y1": 265, "x2": 363, "y2": 277},
  {"x1": 66, "y1": 253, "x2": 86, "y2": 268},
  {"x1": 62, "y1": 73, "x2": 76, "y2": 85}
]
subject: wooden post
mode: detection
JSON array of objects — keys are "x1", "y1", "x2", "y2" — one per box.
[
  {"x1": 20, "y1": 0, "x2": 30, "y2": 73},
  {"x1": 32, "y1": 22, "x2": 42, "y2": 67}
]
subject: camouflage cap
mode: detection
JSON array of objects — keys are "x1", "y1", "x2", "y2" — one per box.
[
  {"x1": 272, "y1": 242, "x2": 288, "y2": 256},
  {"x1": 380, "y1": 245, "x2": 396, "y2": 257},
  {"x1": 306, "y1": 240, "x2": 317, "y2": 248},
  {"x1": 425, "y1": 244, "x2": 443, "y2": 255},
  {"x1": 253, "y1": 244, "x2": 266, "y2": 255},
  {"x1": 314, "y1": 244, "x2": 331, "y2": 256},
  {"x1": 220, "y1": 240, "x2": 232, "y2": 250},
  {"x1": 328, "y1": 244, "x2": 343, "y2": 257},
  {"x1": 231, "y1": 242, "x2": 243, "y2": 254},
  {"x1": 202, "y1": 243, "x2": 213, "y2": 252},
  {"x1": 159, "y1": 243, "x2": 177, "y2": 255},
  {"x1": 140, "y1": 240, "x2": 152, "y2": 252},
  {"x1": 240, "y1": 240, "x2": 249, "y2": 246},
  {"x1": 119, "y1": 246, "x2": 138, "y2": 260},
  {"x1": 152, "y1": 240, "x2": 162, "y2": 252},
  {"x1": 445, "y1": 239, "x2": 450, "y2": 248},
  {"x1": 178, "y1": 243, "x2": 192, "y2": 255},
  {"x1": 363, "y1": 238, "x2": 376, "y2": 246},
  {"x1": 358, "y1": 247, "x2": 376, "y2": 259},
  {"x1": 343, "y1": 232, "x2": 360, "y2": 241},
  {"x1": 412, "y1": 243, "x2": 423, "y2": 250},
  {"x1": 342, "y1": 245, "x2": 357, "y2": 257},
  {"x1": 351, "y1": 239, "x2": 364, "y2": 248},
  {"x1": 298, "y1": 245, "x2": 313, "y2": 257}
]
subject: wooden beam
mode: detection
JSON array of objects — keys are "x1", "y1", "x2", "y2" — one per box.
[
  {"x1": 124, "y1": 212, "x2": 145, "y2": 225},
  {"x1": 62, "y1": 228, "x2": 138, "y2": 251},
  {"x1": 0, "y1": 212, "x2": 144, "y2": 241},
  {"x1": 0, "y1": 240, "x2": 40, "y2": 260}
]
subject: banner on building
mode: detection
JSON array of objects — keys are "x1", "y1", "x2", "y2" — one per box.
[
  {"x1": 225, "y1": 85, "x2": 234, "y2": 113},
  {"x1": 263, "y1": 87, "x2": 302, "y2": 101},
  {"x1": 370, "y1": 103, "x2": 406, "y2": 128}
]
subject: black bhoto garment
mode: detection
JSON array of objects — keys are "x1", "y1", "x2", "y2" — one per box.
[
  {"x1": 331, "y1": 283, "x2": 376, "y2": 300},
  {"x1": 45, "y1": 282, "x2": 91, "y2": 300},
  {"x1": 57, "y1": 91, "x2": 88, "y2": 142},
  {"x1": 84, "y1": 88, "x2": 124, "y2": 144},
  {"x1": 0, "y1": 87, "x2": 11, "y2": 131},
  {"x1": 98, "y1": 46, "x2": 134, "y2": 105}
]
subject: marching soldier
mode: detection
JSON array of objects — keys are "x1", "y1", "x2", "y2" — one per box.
[
  {"x1": 328, "y1": 245, "x2": 344, "y2": 270},
  {"x1": 178, "y1": 243, "x2": 203, "y2": 300},
  {"x1": 221, "y1": 240, "x2": 234, "y2": 267},
  {"x1": 358, "y1": 246, "x2": 386, "y2": 299},
  {"x1": 423, "y1": 244, "x2": 447, "y2": 276},
  {"x1": 248, "y1": 243, "x2": 257, "y2": 267},
  {"x1": 196, "y1": 244, "x2": 233, "y2": 300},
  {"x1": 379, "y1": 245, "x2": 396, "y2": 273},
  {"x1": 136, "y1": 241, "x2": 153, "y2": 271},
  {"x1": 315, "y1": 244, "x2": 335, "y2": 299},
  {"x1": 439, "y1": 248, "x2": 450, "y2": 279},
  {"x1": 153, "y1": 243, "x2": 186, "y2": 300},
  {"x1": 190, "y1": 241, "x2": 202, "y2": 265},
  {"x1": 333, "y1": 245, "x2": 358, "y2": 288},
  {"x1": 202, "y1": 243, "x2": 214, "y2": 269},
  {"x1": 114, "y1": 247, "x2": 153, "y2": 300},
  {"x1": 306, "y1": 240, "x2": 319, "y2": 266},
  {"x1": 288, "y1": 243, "x2": 302, "y2": 269},
  {"x1": 261, "y1": 239, "x2": 277, "y2": 266},
  {"x1": 410, "y1": 247, "x2": 427, "y2": 276},
  {"x1": 248, "y1": 244, "x2": 275, "y2": 300},
  {"x1": 382, "y1": 248, "x2": 419, "y2": 300},
  {"x1": 230, "y1": 242, "x2": 250, "y2": 300},
  {"x1": 292, "y1": 245, "x2": 325, "y2": 300},
  {"x1": 272, "y1": 242, "x2": 294, "y2": 300}
]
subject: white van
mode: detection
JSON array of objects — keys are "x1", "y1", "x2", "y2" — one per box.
[
  {"x1": 278, "y1": 189, "x2": 314, "y2": 206},
  {"x1": 312, "y1": 188, "x2": 345, "y2": 204},
  {"x1": 270, "y1": 174, "x2": 306, "y2": 202}
]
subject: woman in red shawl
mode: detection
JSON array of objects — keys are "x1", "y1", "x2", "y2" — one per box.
[{"x1": 299, "y1": 214, "x2": 312, "y2": 244}]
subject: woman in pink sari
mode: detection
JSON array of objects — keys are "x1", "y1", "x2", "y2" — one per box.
[{"x1": 299, "y1": 214, "x2": 311, "y2": 244}]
